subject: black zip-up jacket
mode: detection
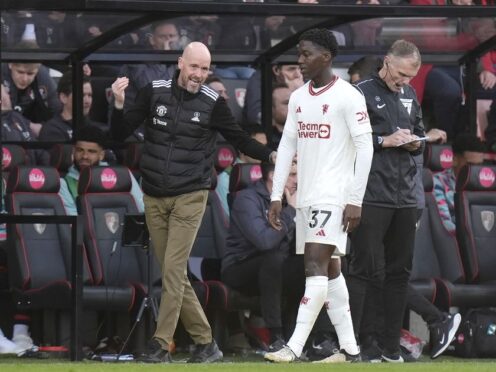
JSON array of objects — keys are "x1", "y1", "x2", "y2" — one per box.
[
  {"x1": 1, "y1": 64, "x2": 61, "y2": 124},
  {"x1": 111, "y1": 71, "x2": 272, "y2": 197},
  {"x1": 354, "y1": 73, "x2": 425, "y2": 208}
]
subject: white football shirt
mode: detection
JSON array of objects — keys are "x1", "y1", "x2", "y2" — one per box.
[{"x1": 273, "y1": 76, "x2": 372, "y2": 209}]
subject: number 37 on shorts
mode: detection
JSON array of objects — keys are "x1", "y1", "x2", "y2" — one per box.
[{"x1": 295, "y1": 205, "x2": 347, "y2": 256}]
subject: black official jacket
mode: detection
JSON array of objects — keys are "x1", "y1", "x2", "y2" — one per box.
[
  {"x1": 354, "y1": 73, "x2": 425, "y2": 208},
  {"x1": 111, "y1": 70, "x2": 272, "y2": 197}
]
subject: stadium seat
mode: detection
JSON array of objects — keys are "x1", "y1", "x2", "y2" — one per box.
[
  {"x1": 411, "y1": 168, "x2": 496, "y2": 310},
  {"x1": 4, "y1": 166, "x2": 137, "y2": 316},
  {"x1": 213, "y1": 142, "x2": 236, "y2": 174},
  {"x1": 423, "y1": 143, "x2": 453, "y2": 173},
  {"x1": 2, "y1": 145, "x2": 28, "y2": 177},
  {"x1": 77, "y1": 165, "x2": 146, "y2": 308},
  {"x1": 455, "y1": 164, "x2": 496, "y2": 284},
  {"x1": 410, "y1": 168, "x2": 465, "y2": 307},
  {"x1": 227, "y1": 162, "x2": 262, "y2": 210}
]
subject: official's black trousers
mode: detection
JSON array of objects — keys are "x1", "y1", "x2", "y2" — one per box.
[{"x1": 347, "y1": 205, "x2": 417, "y2": 355}]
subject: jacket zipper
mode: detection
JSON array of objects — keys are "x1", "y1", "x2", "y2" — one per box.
[{"x1": 164, "y1": 90, "x2": 183, "y2": 186}]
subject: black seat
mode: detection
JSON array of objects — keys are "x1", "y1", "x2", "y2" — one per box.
[
  {"x1": 2, "y1": 144, "x2": 28, "y2": 180},
  {"x1": 415, "y1": 164, "x2": 496, "y2": 309},
  {"x1": 5, "y1": 166, "x2": 96, "y2": 309},
  {"x1": 410, "y1": 168, "x2": 466, "y2": 308},
  {"x1": 213, "y1": 142, "x2": 236, "y2": 175},
  {"x1": 77, "y1": 165, "x2": 144, "y2": 311},
  {"x1": 227, "y1": 163, "x2": 262, "y2": 210},
  {"x1": 1, "y1": 145, "x2": 28, "y2": 286},
  {"x1": 423, "y1": 143, "x2": 453, "y2": 174},
  {"x1": 455, "y1": 164, "x2": 496, "y2": 284}
]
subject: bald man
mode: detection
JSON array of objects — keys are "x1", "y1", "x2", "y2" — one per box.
[{"x1": 111, "y1": 42, "x2": 276, "y2": 363}]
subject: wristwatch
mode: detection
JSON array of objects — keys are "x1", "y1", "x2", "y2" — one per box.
[{"x1": 377, "y1": 136, "x2": 384, "y2": 147}]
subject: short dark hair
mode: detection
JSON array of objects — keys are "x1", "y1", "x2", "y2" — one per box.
[
  {"x1": 452, "y1": 133, "x2": 486, "y2": 155},
  {"x1": 205, "y1": 75, "x2": 224, "y2": 86},
  {"x1": 299, "y1": 28, "x2": 338, "y2": 58},
  {"x1": 348, "y1": 56, "x2": 383, "y2": 79},
  {"x1": 150, "y1": 20, "x2": 178, "y2": 34},
  {"x1": 261, "y1": 162, "x2": 275, "y2": 182},
  {"x1": 73, "y1": 125, "x2": 107, "y2": 149},
  {"x1": 57, "y1": 71, "x2": 91, "y2": 96}
]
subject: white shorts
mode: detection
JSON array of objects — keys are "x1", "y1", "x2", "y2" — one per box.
[{"x1": 295, "y1": 204, "x2": 347, "y2": 257}]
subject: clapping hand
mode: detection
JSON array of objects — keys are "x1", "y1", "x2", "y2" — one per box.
[{"x1": 111, "y1": 77, "x2": 129, "y2": 110}]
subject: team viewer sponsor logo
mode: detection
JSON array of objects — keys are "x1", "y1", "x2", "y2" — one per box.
[
  {"x1": 2, "y1": 147, "x2": 11, "y2": 169},
  {"x1": 250, "y1": 165, "x2": 262, "y2": 182},
  {"x1": 29, "y1": 168, "x2": 45, "y2": 190},
  {"x1": 440, "y1": 149, "x2": 453, "y2": 169},
  {"x1": 298, "y1": 122, "x2": 330, "y2": 139},
  {"x1": 479, "y1": 167, "x2": 495, "y2": 188},
  {"x1": 101, "y1": 168, "x2": 117, "y2": 190}
]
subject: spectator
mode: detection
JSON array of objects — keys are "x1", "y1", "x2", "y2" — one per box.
[
  {"x1": 113, "y1": 20, "x2": 180, "y2": 142},
  {"x1": 1, "y1": 84, "x2": 44, "y2": 164},
  {"x1": 38, "y1": 71, "x2": 108, "y2": 143},
  {"x1": 271, "y1": 82, "x2": 291, "y2": 148},
  {"x1": 205, "y1": 75, "x2": 230, "y2": 101},
  {"x1": 348, "y1": 39, "x2": 425, "y2": 363},
  {"x1": 58, "y1": 125, "x2": 144, "y2": 216},
  {"x1": 215, "y1": 124, "x2": 268, "y2": 218},
  {"x1": 1, "y1": 41, "x2": 61, "y2": 137},
  {"x1": 34, "y1": 11, "x2": 80, "y2": 49},
  {"x1": 243, "y1": 64, "x2": 303, "y2": 126},
  {"x1": 222, "y1": 162, "x2": 298, "y2": 351},
  {"x1": 433, "y1": 133, "x2": 485, "y2": 234},
  {"x1": 177, "y1": 16, "x2": 221, "y2": 50},
  {"x1": 348, "y1": 56, "x2": 383, "y2": 84},
  {"x1": 265, "y1": 28, "x2": 373, "y2": 364}
]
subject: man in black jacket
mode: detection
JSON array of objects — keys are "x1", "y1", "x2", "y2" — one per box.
[
  {"x1": 348, "y1": 39, "x2": 426, "y2": 363},
  {"x1": 38, "y1": 72, "x2": 108, "y2": 142},
  {"x1": 111, "y1": 41, "x2": 275, "y2": 364},
  {"x1": 1, "y1": 42, "x2": 61, "y2": 137}
]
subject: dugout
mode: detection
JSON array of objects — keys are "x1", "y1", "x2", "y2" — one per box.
[{"x1": 1, "y1": 0, "x2": 495, "y2": 361}]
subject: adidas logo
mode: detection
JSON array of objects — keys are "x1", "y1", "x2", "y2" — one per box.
[{"x1": 316, "y1": 229, "x2": 326, "y2": 236}]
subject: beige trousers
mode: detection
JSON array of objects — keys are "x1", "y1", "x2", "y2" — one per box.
[{"x1": 144, "y1": 190, "x2": 212, "y2": 348}]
